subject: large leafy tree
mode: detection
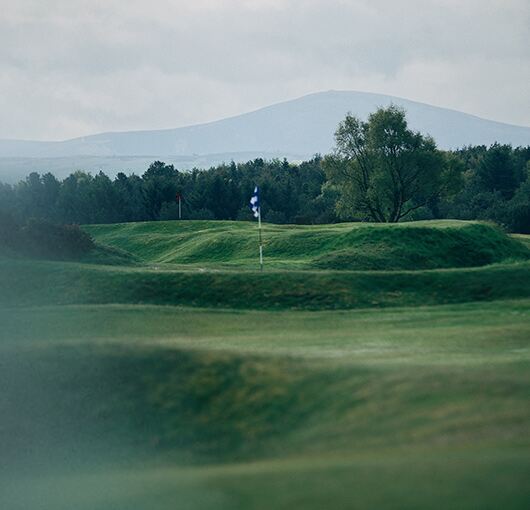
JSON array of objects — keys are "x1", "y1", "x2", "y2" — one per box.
[{"x1": 324, "y1": 106, "x2": 454, "y2": 222}]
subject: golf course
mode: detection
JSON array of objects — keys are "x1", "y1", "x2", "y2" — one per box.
[{"x1": 1, "y1": 219, "x2": 530, "y2": 509}]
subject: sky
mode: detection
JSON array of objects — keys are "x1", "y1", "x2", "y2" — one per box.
[{"x1": 1, "y1": 0, "x2": 529, "y2": 141}]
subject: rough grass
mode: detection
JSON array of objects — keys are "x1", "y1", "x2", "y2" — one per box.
[{"x1": 84, "y1": 219, "x2": 530, "y2": 270}]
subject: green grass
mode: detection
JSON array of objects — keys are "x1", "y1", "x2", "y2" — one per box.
[
  {"x1": 1, "y1": 301, "x2": 529, "y2": 509},
  {"x1": 65, "y1": 220, "x2": 530, "y2": 310},
  {"x1": 4, "y1": 219, "x2": 528, "y2": 311},
  {"x1": 2, "y1": 219, "x2": 530, "y2": 509},
  {"x1": 512, "y1": 233, "x2": 530, "y2": 250},
  {"x1": 84, "y1": 219, "x2": 530, "y2": 270},
  {"x1": 2, "y1": 256, "x2": 530, "y2": 310}
]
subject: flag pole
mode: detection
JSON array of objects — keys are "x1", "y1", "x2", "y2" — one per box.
[
  {"x1": 258, "y1": 206, "x2": 263, "y2": 271},
  {"x1": 250, "y1": 186, "x2": 263, "y2": 271}
]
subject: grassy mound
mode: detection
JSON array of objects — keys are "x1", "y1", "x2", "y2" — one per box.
[
  {"x1": 3, "y1": 340, "x2": 528, "y2": 464},
  {"x1": 2, "y1": 302, "x2": 529, "y2": 509},
  {"x1": 2, "y1": 220, "x2": 529, "y2": 310},
  {"x1": 311, "y1": 223, "x2": 529, "y2": 270},
  {"x1": 1, "y1": 257, "x2": 530, "y2": 310},
  {"x1": 80, "y1": 243, "x2": 140, "y2": 266},
  {"x1": 3, "y1": 301, "x2": 529, "y2": 465},
  {"x1": 85, "y1": 220, "x2": 529, "y2": 270}
]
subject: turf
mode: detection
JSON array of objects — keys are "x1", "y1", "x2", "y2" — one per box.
[
  {"x1": 2, "y1": 256, "x2": 530, "y2": 310},
  {"x1": 5, "y1": 219, "x2": 529, "y2": 311},
  {"x1": 1, "y1": 219, "x2": 529, "y2": 509},
  {"x1": 84, "y1": 219, "x2": 530, "y2": 270},
  {"x1": 1, "y1": 301, "x2": 529, "y2": 509}
]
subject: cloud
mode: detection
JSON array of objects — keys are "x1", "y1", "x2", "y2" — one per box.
[{"x1": 0, "y1": 0, "x2": 528, "y2": 140}]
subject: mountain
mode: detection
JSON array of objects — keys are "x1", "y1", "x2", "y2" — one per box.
[{"x1": 1, "y1": 90, "x2": 529, "y2": 181}]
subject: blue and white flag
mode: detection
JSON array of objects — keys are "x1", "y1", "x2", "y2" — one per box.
[{"x1": 249, "y1": 186, "x2": 260, "y2": 218}]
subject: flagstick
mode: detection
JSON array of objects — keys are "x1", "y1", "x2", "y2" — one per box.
[{"x1": 258, "y1": 207, "x2": 263, "y2": 271}]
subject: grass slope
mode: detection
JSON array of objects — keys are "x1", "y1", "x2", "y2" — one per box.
[
  {"x1": 4, "y1": 219, "x2": 526, "y2": 310},
  {"x1": 2, "y1": 257, "x2": 530, "y2": 310},
  {"x1": 1, "y1": 301, "x2": 529, "y2": 509},
  {"x1": 2, "y1": 220, "x2": 530, "y2": 509},
  {"x1": 84, "y1": 219, "x2": 530, "y2": 270}
]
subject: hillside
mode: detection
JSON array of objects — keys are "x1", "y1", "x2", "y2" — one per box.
[
  {"x1": 2, "y1": 300, "x2": 530, "y2": 509},
  {"x1": 1, "y1": 220, "x2": 529, "y2": 311},
  {"x1": 84, "y1": 220, "x2": 529, "y2": 271},
  {"x1": 1, "y1": 91, "x2": 529, "y2": 181},
  {"x1": 2, "y1": 219, "x2": 530, "y2": 509}
]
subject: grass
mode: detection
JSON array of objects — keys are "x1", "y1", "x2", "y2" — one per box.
[
  {"x1": 3, "y1": 448, "x2": 529, "y2": 510},
  {"x1": 1, "y1": 301, "x2": 529, "y2": 509},
  {"x1": 3, "y1": 219, "x2": 528, "y2": 311},
  {"x1": 84, "y1": 219, "x2": 530, "y2": 270},
  {"x1": 2, "y1": 256, "x2": 530, "y2": 310},
  {"x1": 1, "y1": 219, "x2": 530, "y2": 509}
]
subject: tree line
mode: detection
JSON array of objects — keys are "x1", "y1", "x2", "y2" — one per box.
[
  {"x1": 0, "y1": 157, "x2": 330, "y2": 225},
  {"x1": 1, "y1": 107, "x2": 529, "y2": 233}
]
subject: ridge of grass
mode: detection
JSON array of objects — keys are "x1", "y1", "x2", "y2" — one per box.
[
  {"x1": 3, "y1": 220, "x2": 529, "y2": 310},
  {"x1": 84, "y1": 219, "x2": 530, "y2": 270},
  {"x1": 1, "y1": 257, "x2": 530, "y2": 310},
  {"x1": 1, "y1": 301, "x2": 529, "y2": 509},
  {"x1": 2, "y1": 300, "x2": 529, "y2": 465}
]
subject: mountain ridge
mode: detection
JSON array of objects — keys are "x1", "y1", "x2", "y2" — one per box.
[{"x1": 1, "y1": 90, "x2": 529, "y2": 181}]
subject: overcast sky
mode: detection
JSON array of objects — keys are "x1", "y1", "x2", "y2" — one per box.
[{"x1": 1, "y1": 0, "x2": 529, "y2": 140}]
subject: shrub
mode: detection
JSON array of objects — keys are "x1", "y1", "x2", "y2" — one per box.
[
  {"x1": 21, "y1": 219, "x2": 95, "y2": 259},
  {"x1": 0, "y1": 217, "x2": 95, "y2": 261}
]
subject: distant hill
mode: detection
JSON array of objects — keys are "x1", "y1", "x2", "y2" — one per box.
[{"x1": 1, "y1": 90, "x2": 529, "y2": 182}]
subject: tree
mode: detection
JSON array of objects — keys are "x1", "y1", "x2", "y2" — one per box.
[
  {"x1": 142, "y1": 161, "x2": 179, "y2": 220},
  {"x1": 504, "y1": 162, "x2": 530, "y2": 233},
  {"x1": 476, "y1": 143, "x2": 517, "y2": 199},
  {"x1": 56, "y1": 171, "x2": 94, "y2": 224},
  {"x1": 323, "y1": 106, "x2": 453, "y2": 222}
]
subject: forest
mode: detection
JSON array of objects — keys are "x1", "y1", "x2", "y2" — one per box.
[{"x1": 0, "y1": 143, "x2": 529, "y2": 233}]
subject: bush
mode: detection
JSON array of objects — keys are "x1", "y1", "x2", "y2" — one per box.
[
  {"x1": 22, "y1": 219, "x2": 95, "y2": 259},
  {"x1": 0, "y1": 216, "x2": 95, "y2": 260}
]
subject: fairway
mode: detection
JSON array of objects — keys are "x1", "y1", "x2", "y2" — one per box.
[{"x1": 1, "y1": 220, "x2": 530, "y2": 509}]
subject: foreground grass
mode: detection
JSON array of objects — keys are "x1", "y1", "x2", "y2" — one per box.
[
  {"x1": 3, "y1": 300, "x2": 530, "y2": 364},
  {"x1": 3, "y1": 447, "x2": 529, "y2": 510},
  {"x1": 1, "y1": 301, "x2": 529, "y2": 509}
]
